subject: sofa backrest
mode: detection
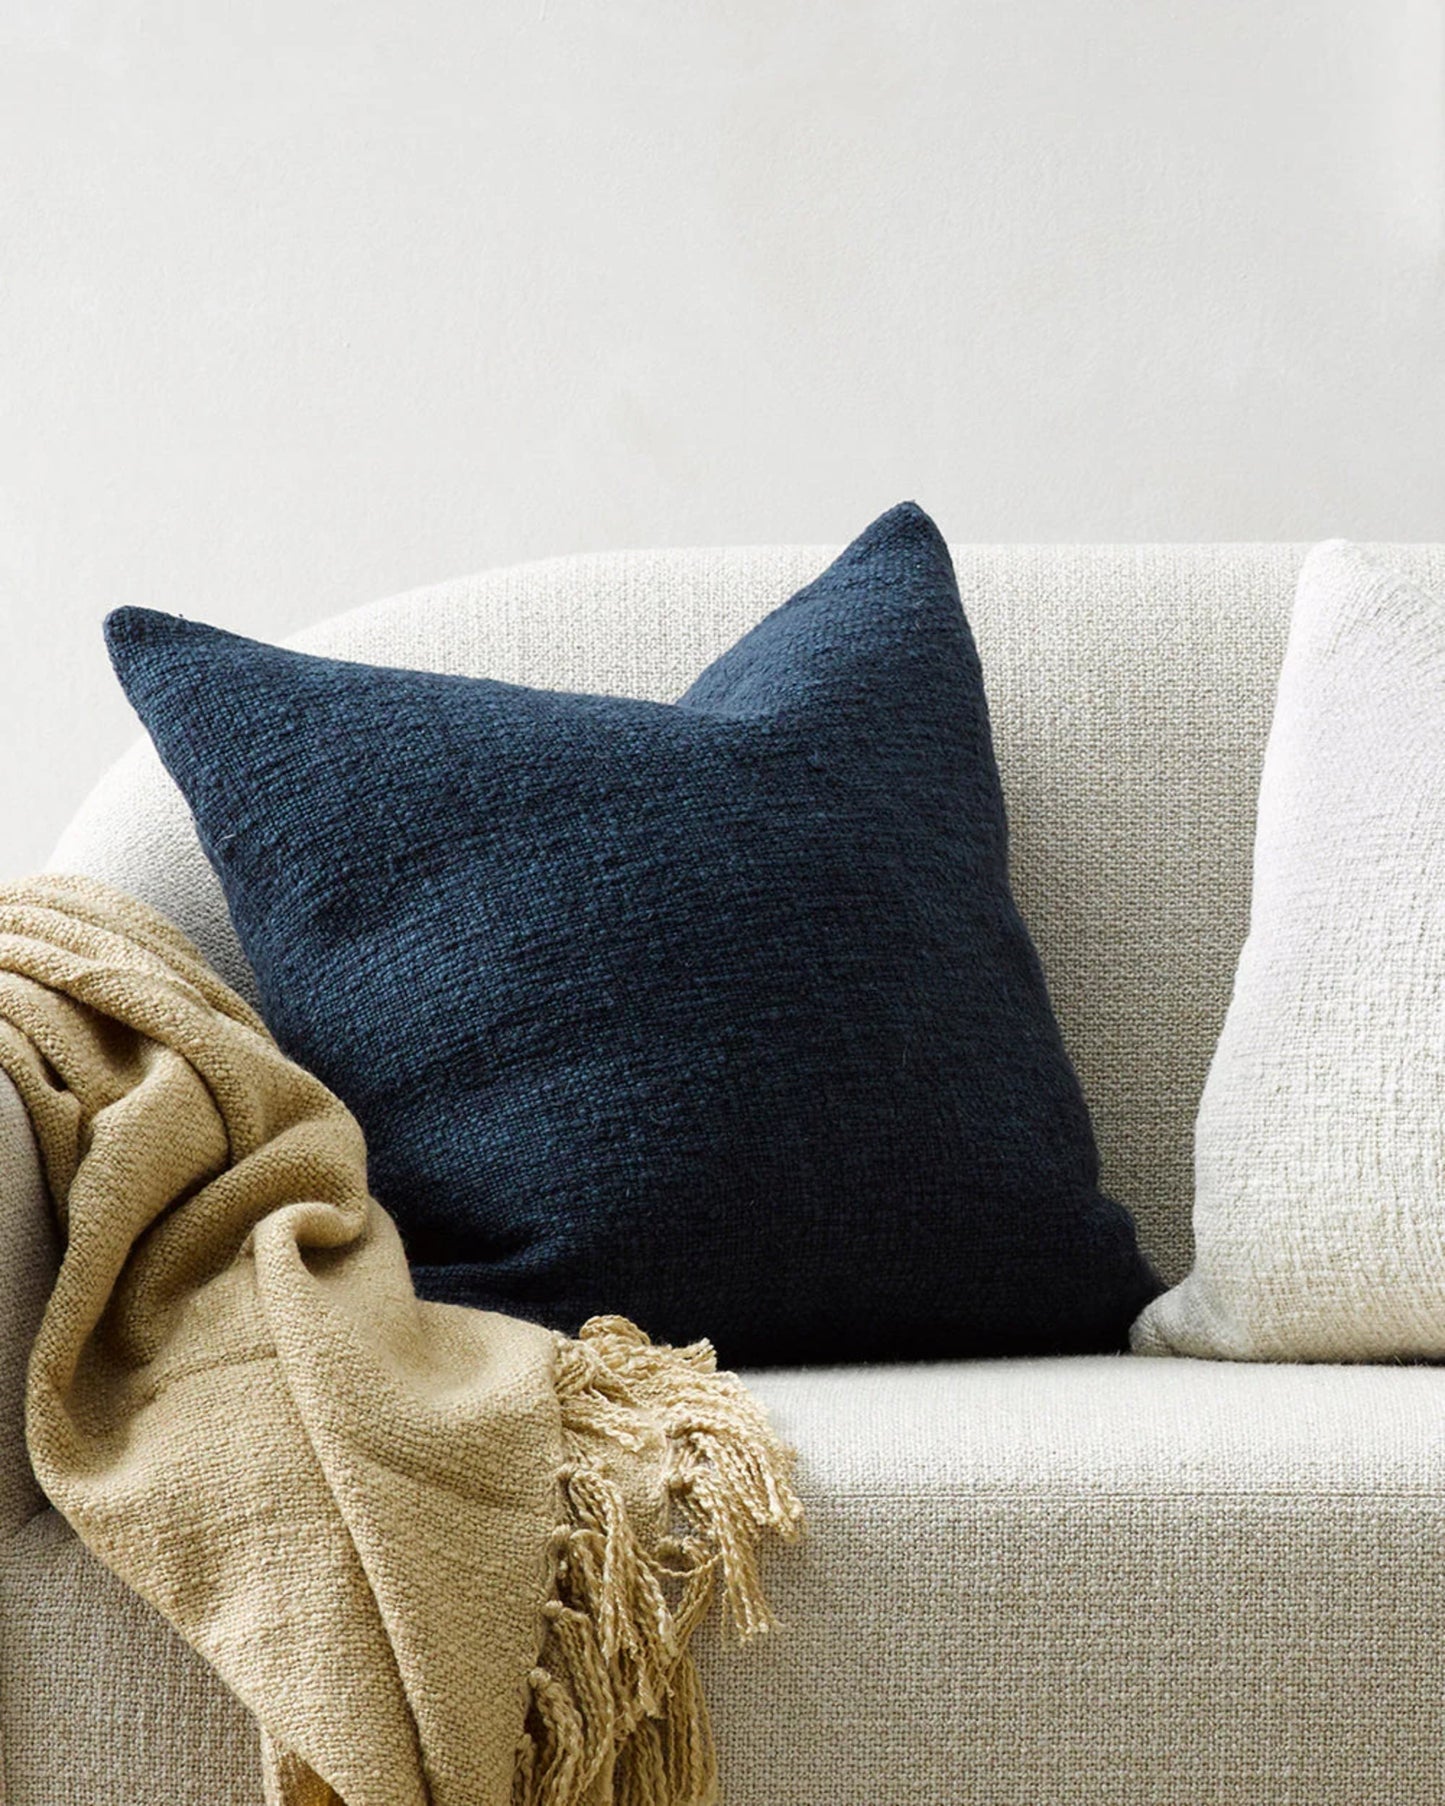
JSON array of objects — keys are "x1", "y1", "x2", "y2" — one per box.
[{"x1": 50, "y1": 542, "x2": 1445, "y2": 1283}]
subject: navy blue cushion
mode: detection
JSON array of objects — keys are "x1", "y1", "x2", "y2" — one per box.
[{"x1": 104, "y1": 504, "x2": 1158, "y2": 1364}]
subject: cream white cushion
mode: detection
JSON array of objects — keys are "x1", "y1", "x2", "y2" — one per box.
[{"x1": 1135, "y1": 542, "x2": 1445, "y2": 1359}]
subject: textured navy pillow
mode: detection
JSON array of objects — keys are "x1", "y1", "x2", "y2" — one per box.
[{"x1": 104, "y1": 504, "x2": 1158, "y2": 1364}]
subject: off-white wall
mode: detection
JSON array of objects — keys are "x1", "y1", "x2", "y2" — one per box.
[{"x1": 3, "y1": 0, "x2": 1443, "y2": 876}]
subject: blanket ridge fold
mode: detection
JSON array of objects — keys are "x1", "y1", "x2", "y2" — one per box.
[{"x1": 0, "y1": 875, "x2": 801, "y2": 1806}]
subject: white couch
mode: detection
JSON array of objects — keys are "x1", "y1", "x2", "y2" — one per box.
[{"x1": 4, "y1": 542, "x2": 1444, "y2": 1804}]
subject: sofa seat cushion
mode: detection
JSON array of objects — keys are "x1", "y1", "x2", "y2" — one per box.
[
  {"x1": 699, "y1": 1355, "x2": 1445, "y2": 1806},
  {"x1": 6, "y1": 1352, "x2": 1445, "y2": 1804},
  {"x1": 5, "y1": 1046, "x2": 1441, "y2": 1806}
]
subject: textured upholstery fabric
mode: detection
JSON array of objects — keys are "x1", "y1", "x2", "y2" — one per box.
[
  {"x1": 9, "y1": 1312, "x2": 1445, "y2": 1803},
  {"x1": 17, "y1": 540, "x2": 1445, "y2": 1803},
  {"x1": 2, "y1": 1508, "x2": 261, "y2": 1806},
  {"x1": 1136, "y1": 543, "x2": 1445, "y2": 1360},
  {"x1": 102, "y1": 505, "x2": 1156, "y2": 1364},
  {"x1": 701, "y1": 1357, "x2": 1445, "y2": 1805}
]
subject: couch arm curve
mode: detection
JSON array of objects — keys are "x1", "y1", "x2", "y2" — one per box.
[{"x1": 0, "y1": 1068, "x2": 57, "y2": 1536}]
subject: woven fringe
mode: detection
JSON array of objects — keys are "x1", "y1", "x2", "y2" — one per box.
[{"x1": 514, "y1": 1316, "x2": 804, "y2": 1806}]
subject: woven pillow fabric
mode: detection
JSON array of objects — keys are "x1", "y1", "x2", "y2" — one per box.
[
  {"x1": 1134, "y1": 541, "x2": 1445, "y2": 1361},
  {"x1": 105, "y1": 503, "x2": 1158, "y2": 1365}
]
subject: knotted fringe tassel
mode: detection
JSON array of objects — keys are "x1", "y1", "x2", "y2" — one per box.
[{"x1": 514, "y1": 1316, "x2": 804, "y2": 1806}]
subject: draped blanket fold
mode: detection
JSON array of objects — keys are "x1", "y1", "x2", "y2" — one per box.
[{"x1": 0, "y1": 876, "x2": 802, "y2": 1806}]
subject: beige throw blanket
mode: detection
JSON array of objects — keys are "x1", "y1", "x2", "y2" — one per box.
[{"x1": 0, "y1": 876, "x2": 801, "y2": 1806}]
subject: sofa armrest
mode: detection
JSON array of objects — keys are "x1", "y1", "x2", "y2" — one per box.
[{"x1": 0, "y1": 1068, "x2": 57, "y2": 1535}]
